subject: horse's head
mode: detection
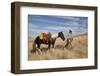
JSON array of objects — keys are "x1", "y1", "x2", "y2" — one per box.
[{"x1": 58, "y1": 32, "x2": 65, "y2": 41}]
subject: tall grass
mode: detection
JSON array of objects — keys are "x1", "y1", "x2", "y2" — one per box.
[{"x1": 28, "y1": 34, "x2": 88, "y2": 60}]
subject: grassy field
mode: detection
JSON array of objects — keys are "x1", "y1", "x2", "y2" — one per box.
[{"x1": 28, "y1": 34, "x2": 88, "y2": 60}]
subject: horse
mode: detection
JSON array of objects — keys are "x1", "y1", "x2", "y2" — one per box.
[
  {"x1": 64, "y1": 30, "x2": 73, "y2": 48},
  {"x1": 31, "y1": 32, "x2": 65, "y2": 53}
]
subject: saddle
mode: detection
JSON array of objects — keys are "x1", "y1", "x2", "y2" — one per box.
[{"x1": 40, "y1": 33, "x2": 49, "y2": 41}]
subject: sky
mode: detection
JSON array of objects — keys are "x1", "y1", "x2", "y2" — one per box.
[{"x1": 28, "y1": 15, "x2": 88, "y2": 38}]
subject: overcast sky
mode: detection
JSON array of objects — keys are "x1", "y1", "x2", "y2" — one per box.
[{"x1": 28, "y1": 15, "x2": 88, "y2": 38}]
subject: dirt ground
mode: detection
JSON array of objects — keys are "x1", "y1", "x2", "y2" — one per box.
[{"x1": 28, "y1": 34, "x2": 88, "y2": 60}]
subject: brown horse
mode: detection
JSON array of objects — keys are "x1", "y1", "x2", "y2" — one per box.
[{"x1": 31, "y1": 32, "x2": 65, "y2": 53}]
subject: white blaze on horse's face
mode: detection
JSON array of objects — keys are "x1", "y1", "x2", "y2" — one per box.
[{"x1": 51, "y1": 33, "x2": 58, "y2": 38}]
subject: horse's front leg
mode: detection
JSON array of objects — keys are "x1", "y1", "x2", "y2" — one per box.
[
  {"x1": 52, "y1": 40, "x2": 55, "y2": 48},
  {"x1": 48, "y1": 43, "x2": 51, "y2": 49}
]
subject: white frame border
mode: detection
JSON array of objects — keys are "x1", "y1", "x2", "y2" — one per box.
[{"x1": 20, "y1": 6, "x2": 95, "y2": 70}]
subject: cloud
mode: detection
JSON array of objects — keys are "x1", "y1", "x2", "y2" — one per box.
[
  {"x1": 28, "y1": 15, "x2": 88, "y2": 37},
  {"x1": 28, "y1": 23, "x2": 39, "y2": 28},
  {"x1": 46, "y1": 25, "x2": 67, "y2": 31}
]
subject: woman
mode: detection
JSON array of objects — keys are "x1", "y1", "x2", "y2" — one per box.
[{"x1": 65, "y1": 30, "x2": 73, "y2": 48}]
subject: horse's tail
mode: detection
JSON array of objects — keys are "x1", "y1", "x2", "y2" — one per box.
[
  {"x1": 33, "y1": 41, "x2": 37, "y2": 50},
  {"x1": 31, "y1": 41, "x2": 37, "y2": 53}
]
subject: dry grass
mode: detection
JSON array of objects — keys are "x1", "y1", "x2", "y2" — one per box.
[{"x1": 28, "y1": 34, "x2": 88, "y2": 60}]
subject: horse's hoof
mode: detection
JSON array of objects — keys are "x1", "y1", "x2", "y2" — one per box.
[{"x1": 31, "y1": 50, "x2": 33, "y2": 53}]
